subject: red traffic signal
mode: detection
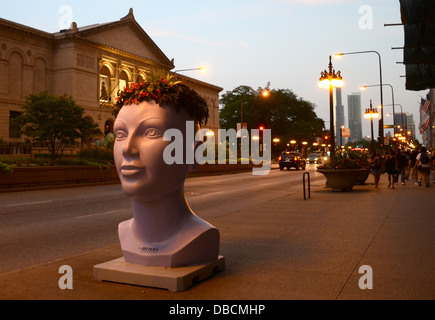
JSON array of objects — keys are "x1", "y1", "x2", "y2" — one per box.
[{"x1": 259, "y1": 126, "x2": 264, "y2": 131}]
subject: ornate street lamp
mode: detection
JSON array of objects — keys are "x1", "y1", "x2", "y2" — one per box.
[
  {"x1": 318, "y1": 56, "x2": 343, "y2": 156},
  {"x1": 364, "y1": 100, "x2": 380, "y2": 153}
]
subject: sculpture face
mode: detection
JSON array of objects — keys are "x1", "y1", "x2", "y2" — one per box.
[{"x1": 113, "y1": 101, "x2": 191, "y2": 200}]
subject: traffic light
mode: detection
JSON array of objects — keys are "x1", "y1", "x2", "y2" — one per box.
[
  {"x1": 378, "y1": 123, "x2": 383, "y2": 141},
  {"x1": 259, "y1": 125, "x2": 264, "y2": 131}
]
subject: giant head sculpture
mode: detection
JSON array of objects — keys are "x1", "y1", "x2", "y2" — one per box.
[{"x1": 113, "y1": 75, "x2": 219, "y2": 268}]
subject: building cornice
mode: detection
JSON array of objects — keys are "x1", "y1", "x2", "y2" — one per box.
[
  {"x1": 0, "y1": 18, "x2": 54, "y2": 41},
  {"x1": 55, "y1": 8, "x2": 174, "y2": 70},
  {"x1": 175, "y1": 73, "x2": 223, "y2": 93},
  {"x1": 74, "y1": 36, "x2": 173, "y2": 69},
  {"x1": 1, "y1": 10, "x2": 175, "y2": 70}
]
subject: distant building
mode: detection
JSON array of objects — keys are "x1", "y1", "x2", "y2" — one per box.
[
  {"x1": 394, "y1": 112, "x2": 416, "y2": 141},
  {"x1": 335, "y1": 87, "x2": 345, "y2": 146},
  {"x1": 0, "y1": 9, "x2": 222, "y2": 145},
  {"x1": 347, "y1": 92, "x2": 362, "y2": 143},
  {"x1": 406, "y1": 113, "x2": 416, "y2": 141}
]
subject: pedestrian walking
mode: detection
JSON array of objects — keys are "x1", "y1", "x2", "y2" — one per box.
[
  {"x1": 395, "y1": 149, "x2": 407, "y2": 185},
  {"x1": 385, "y1": 149, "x2": 397, "y2": 189},
  {"x1": 404, "y1": 150, "x2": 411, "y2": 180},
  {"x1": 415, "y1": 146, "x2": 432, "y2": 187},
  {"x1": 369, "y1": 150, "x2": 382, "y2": 188},
  {"x1": 410, "y1": 148, "x2": 420, "y2": 185}
]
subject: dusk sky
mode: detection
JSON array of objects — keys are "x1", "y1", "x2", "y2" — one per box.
[{"x1": 2, "y1": 0, "x2": 427, "y2": 142}]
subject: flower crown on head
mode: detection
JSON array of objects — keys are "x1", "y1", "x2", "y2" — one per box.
[{"x1": 114, "y1": 74, "x2": 209, "y2": 126}]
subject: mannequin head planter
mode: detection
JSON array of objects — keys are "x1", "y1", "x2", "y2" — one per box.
[{"x1": 113, "y1": 75, "x2": 219, "y2": 268}]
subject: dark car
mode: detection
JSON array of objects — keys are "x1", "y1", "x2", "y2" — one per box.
[{"x1": 278, "y1": 151, "x2": 306, "y2": 170}]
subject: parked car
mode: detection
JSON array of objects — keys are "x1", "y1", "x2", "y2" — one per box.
[{"x1": 278, "y1": 151, "x2": 306, "y2": 170}]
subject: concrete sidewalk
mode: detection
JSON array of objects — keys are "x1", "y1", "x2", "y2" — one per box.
[{"x1": 0, "y1": 174, "x2": 434, "y2": 300}]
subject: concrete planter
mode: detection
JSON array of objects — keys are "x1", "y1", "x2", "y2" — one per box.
[
  {"x1": 355, "y1": 168, "x2": 370, "y2": 185},
  {"x1": 0, "y1": 163, "x2": 262, "y2": 192},
  {"x1": 190, "y1": 163, "x2": 261, "y2": 176},
  {"x1": 0, "y1": 166, "x2": 119, "y2": 191},
  {"x1": 317, "y1": 168, "x2": 369, "y2": 192}
]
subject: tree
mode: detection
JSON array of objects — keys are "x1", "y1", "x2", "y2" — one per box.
[
  {"x1": 15, "y1": 92, "x2": 101, "y2": 160},
  {"x1": 220, "y1": 85, "x2": 325, "y2": 147}
]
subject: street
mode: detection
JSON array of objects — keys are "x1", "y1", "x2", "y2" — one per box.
[{"x1": 0, "y1": 164, "x2": 325, "y2": 274}]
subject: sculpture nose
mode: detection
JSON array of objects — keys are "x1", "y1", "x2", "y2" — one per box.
[{"x1": 122, "y1": 136, "x2": 140, "y2": 159}]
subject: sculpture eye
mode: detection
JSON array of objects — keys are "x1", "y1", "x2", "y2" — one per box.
[
  {"x1": 114, "y1": 130, "x2": 128, "y2": 141},
  {"x1": 144, "y1": 128, "x2": 162, "y2": 139}
]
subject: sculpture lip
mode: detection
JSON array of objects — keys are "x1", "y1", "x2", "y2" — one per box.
[{"x1": 121, "y1": 165, "x2": 145, "y2": 176}]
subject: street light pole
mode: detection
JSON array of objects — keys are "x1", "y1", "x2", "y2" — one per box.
[
  {"x1": 318, "y1": 56, "x2": 344, "y2": 156},
  {"x1": 335, "y1": 50, "x2": 384, "y2": 144},
  {"x1": 364, "y1": 100, "x2": 380, "y2": 153},
  {"x1": 172, "y1": 67, "x2": 206, "y2": 73}
]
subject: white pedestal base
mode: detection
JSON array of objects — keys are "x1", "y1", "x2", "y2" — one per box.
[{"x1": 94, "y1": 256, "x2": 225, "y2": 292}]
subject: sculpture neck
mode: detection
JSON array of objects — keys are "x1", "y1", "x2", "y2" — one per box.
[{"x1": 130, "y1": 188, "x2": 192, "y2": 244}]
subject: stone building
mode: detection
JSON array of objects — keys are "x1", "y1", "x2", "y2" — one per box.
[{"x1": 0, "y1": 9, "x2": 222, "y2": 146}]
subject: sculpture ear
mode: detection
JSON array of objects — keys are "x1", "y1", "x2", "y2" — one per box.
[{"x1": 187, "y1": 140, "x2": 203, "y2": 174}]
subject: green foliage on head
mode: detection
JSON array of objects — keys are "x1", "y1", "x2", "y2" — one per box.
[{"x1": 114, "y1": 74, "x2": 209, "y2": 126}]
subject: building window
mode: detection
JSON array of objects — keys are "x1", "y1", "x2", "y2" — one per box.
[
  {"x1": 9, "y1": 111, "x2": 21, "y2": 139},
  {"x1": 99, "y1": 65, "x2": 112, "y2": 103},
  {"x1": 104, "y1": 119, "x2": 114, "y2": 135},
  {"x1": 119, "y1": 79, "x2": 127, "y2": 93},
  {"x1": 119, "y1": 70, "x2": 130, "y2": 93},
  {"x1": 99, "y1": 75, "x2": 110, "y2": 102},
  {"x1": 9, "y1": 52, "x2": 23, "y2": 98},
  {"x1": 137, "y1": 74, "x2": 145, "y2": 83}
]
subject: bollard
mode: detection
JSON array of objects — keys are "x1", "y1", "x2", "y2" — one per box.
[{"x1": 303, "y1": 172, "x2": 310, "y2": 200}]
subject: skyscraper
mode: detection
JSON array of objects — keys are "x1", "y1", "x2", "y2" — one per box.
[
  {"x1": 347, "y1": 93, "x2": 362, "y2": 143},
  {"x1": 335, "y1": 87, "x2": 345, "y2": 146}
]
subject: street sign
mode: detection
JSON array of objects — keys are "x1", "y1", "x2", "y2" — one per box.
[{"x1": 341, "y1": 128, "x2": 350, "y2": 137}]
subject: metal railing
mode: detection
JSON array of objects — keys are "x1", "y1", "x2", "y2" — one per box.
[
  {"x1": 0, "y1": 146, "x2": 32, "y2": 155},
  {"x1": 303, "y1": 172, "x2": 311, "y2": 200}
]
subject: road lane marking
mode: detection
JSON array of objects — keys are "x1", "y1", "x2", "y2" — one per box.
[
  {"x1": 199, "y1": 191, "x2": 226, "y2": 197},
  {"x1": 75, "y1": 209, "x2": 125, "y2": 219},
  {"x1": 7, "y1": 200, "x2": 52, "y2": 207}
]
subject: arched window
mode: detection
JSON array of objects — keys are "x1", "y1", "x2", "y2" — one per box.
[
  {"x1": 119, "y1": 70, "x2": 130, "y2": 93},
  {"x1": 100, "y1": 65, "x2": 112, "y2": 102},
  {"x1": 104, "y1": 119, "x2": 114, "y2": 135},
  {"x1": 8, "y1": 52, "x2": 23, "y2": 98},
  {"x1": 136, "y1": 74, "x2": 146, "y2": 83}
]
